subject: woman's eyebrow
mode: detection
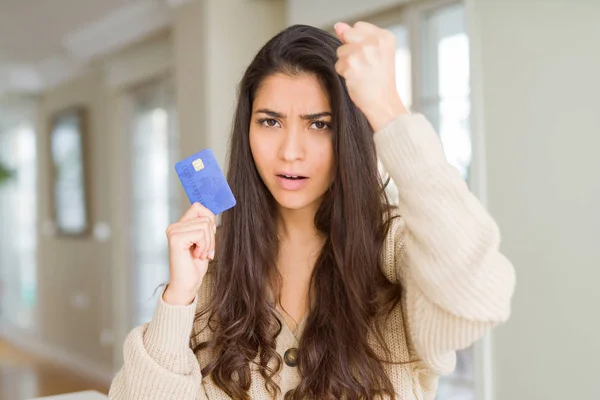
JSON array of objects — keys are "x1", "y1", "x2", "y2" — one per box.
[
  {"x1": 254, "y1": 109, "x2": 332, "y2": 120},
  {"x1": 300, "y1": 112, "x2": 332, "y2": 120},
  {"x1": 254, "y1": 108, "x2": 285, "y2": 118}
]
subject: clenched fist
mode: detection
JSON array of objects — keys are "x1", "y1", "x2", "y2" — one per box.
[{"x1": 334, "y1": 21, "x2": 408, "y2": 132}]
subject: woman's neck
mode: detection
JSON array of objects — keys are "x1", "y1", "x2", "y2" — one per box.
[
  {"x1": 275, "y1": 204, "x2": 324, "y2": 328},
  {"x1": 276, "y1": 204, "x2": 321, "y2": 244}
]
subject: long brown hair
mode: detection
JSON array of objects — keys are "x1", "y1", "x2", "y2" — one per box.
[{"x1": 193, "y1": 24, "x2": 402, "y2": 399}]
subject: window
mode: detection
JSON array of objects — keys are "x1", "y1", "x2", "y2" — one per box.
[
  {"x1": 0, "y1": 107, "x2": 37, "y2": 332},
  {"x1": 127, "y1": 79, "x2": 180, "y2": 327},
  {"x1": 371, "y1": 1, "x2": 476, "y2": 399},
  {"x1": 419, "y1": 2, "x2": 471, "y2": 181}
]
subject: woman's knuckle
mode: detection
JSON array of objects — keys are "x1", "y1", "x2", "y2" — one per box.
[
  {"x1": 166, "y1": 224, "x2": 175, "y2": 236},
  {"x1": 348, "y1": 56, "x2": 361, "y2": 69}
]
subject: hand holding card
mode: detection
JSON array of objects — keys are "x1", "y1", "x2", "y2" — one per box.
[
  {"x1": 164, "y1": 202, "x2": 215, "y2": 305},
  {"x1": 164, "y1": 149, "x2": 236, "y2": 306}
]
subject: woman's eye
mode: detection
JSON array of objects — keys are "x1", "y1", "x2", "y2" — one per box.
[
  {"x1": 311, "y1": 121, "x2": 331, "y2": 131},
  {"x1": 260, "y1": 118, "x2": 280, "y2": 128}
]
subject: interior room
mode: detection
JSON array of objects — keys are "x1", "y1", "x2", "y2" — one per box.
[{"x1": 1, "y1": 0, "x2": 598, "y2": 399}]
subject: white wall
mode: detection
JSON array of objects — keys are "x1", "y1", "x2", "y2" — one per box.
[
  {"x1": 203, "y1": 0, "x2": 286, "y2": 168},
  {"x1": 470, "y1": 1, "x2": 600, "y2": 399},
  {"x1": 286, "y1": 0, "x2": 410, "y2": 27}
]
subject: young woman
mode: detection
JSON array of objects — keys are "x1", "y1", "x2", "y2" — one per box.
[{"x1": 109, "y1": 22, "x2": 515, "y2": 400}]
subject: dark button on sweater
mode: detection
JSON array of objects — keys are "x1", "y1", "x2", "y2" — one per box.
[{"x1": 284, "y1": 347, "x2": 299, "y2": 367}]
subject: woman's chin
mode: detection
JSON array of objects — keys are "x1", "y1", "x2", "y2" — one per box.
[{"x1": 273, "y1": 193, "x2": 315, "y2": 211}]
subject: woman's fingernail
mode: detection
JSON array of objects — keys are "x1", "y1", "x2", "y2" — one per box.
[{"x1": 209, "y1": 250, "x2": 215, "y2": 259}]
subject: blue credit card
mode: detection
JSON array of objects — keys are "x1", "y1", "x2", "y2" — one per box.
[{"x1": 174, "y1": 148, "x2": 236, "y2": 215}]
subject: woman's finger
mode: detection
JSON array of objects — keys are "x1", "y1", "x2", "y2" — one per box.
[
  {"x1": 178, "y1": 202, "x2": 217, "y2": 228},
  {"x1": 192, "y1": 228, "x2": 207, "y2": 259},
  {"x1": 169, "y1": 228, "x2": 205, "y2": 251},
  {"x1": 336, "y1": 42, "x2": 359, "y2": 58},
  {"x1": 168, "y1": 219, "x2": 214, "y2": 259},
  {"x1": 175, "y1": 218, "x2": 214, "y2": 257},
  {"x1": 335, "y1": 22, "x2": 368, "y2": 44},
  {"x1": 166, "y1": 216, "x2": 214, "y2": 237},
  {"x1": 172, "y1": 217, "x2": 214, "y2": 233},
  {"x1": 334, "y1": 22, "x2": 352, "y2": 42},
  {"x1": 353, "y1": 21, "x2": 381, "y2": 35}
]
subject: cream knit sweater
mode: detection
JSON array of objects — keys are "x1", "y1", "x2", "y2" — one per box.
[{"x1": 109, "y1": 114, "x2": 516, "y2": 400}]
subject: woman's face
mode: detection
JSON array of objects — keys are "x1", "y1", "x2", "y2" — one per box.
[{"x1": 250, "y1": 73, "x2": 334, "y2": 212}]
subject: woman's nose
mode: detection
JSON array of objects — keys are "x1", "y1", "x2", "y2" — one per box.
[{"x1": 278, "y1": 126, "x2": 305, "y2": 162}]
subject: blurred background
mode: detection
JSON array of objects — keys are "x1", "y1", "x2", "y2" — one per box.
[{"x1": 0, "y1": 0, "x2": 598, "y2": 399}]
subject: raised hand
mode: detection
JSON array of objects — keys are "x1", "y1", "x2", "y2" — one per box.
[
  {"x1": 163, "y1": 202, "x2": 216, "y2": 305},
  {"x1": 334, "y1": 21, "x2": 408, "y2": 132}
]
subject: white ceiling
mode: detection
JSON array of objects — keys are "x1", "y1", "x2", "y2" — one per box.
[
  {"x1": 0, "y1": 0, "x2": 136, "y2": 63},
  {"x1": 0, "y1": 0, "x2": 186, "y2": 95}
]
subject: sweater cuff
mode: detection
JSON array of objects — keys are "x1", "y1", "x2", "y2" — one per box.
[
  {"x1": 144, "y1": 292, "x2": 198, "y2": 357},
  {"x1": 373, "y1": 113, "x2": 448, "y2": 187}
]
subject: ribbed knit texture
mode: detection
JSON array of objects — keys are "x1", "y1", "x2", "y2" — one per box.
[{"x1": 109, "y1": 113, "x2": 516, "y2": 400}]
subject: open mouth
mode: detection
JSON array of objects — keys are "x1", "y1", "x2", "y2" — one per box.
[
  {"x1": 277, "y1": 174, "x2": 307, "y2": 180},
  {"x1": 275, "y1": 173, "x2": 309, "y2": 190}
]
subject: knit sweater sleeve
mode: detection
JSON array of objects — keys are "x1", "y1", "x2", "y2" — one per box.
[
  {"x1": 374, "y1": 114, "x2": 516, "y2": 374},
  {"x1": 108, "y1": 290, "x2": 207, "y2": 400}
]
